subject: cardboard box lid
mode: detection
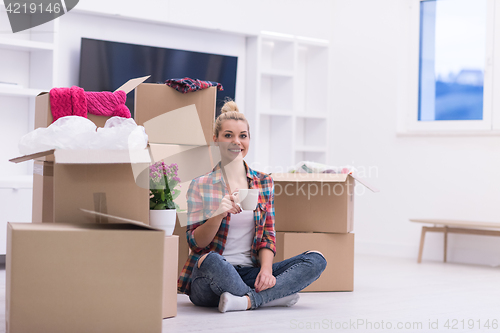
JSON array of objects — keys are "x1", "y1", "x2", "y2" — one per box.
[
  {"x1": 271, "y1": 173, "x2": 379, "y2": 192},
  {"x1": 143, "y1": 104, "x2": 207, "y2": 145},
  {"x1": 135, "y1": 84, "x2": 216, "y2": 146},
  {"x1": 8, "y1": 220, "x2": 157, "y2": 232},
  {"x1": 10, "y1": 148, "x2": 151, "y2": 164},
  {"x1": 79, "y1": 209, "x2": 163, "y2": 231},
  {"x1": 36, "y1": 75, "x2": 151, "y2": 98},
  {"x1": 115, "y1": 75, "x2": 151, "y2": 94}
]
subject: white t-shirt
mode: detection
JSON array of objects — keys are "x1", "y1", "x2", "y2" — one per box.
[{"x1": 222, "y1": 210, "x2": 255, "y2": 266}]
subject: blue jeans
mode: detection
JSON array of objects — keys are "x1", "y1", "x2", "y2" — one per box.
[{"x1": 189, "y1": 251, "x2": 327, "y2": 309}]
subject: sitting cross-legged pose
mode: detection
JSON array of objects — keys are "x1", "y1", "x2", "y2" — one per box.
[{"x1": 177, "y1": 100, "x2": 327, "y2": 313}]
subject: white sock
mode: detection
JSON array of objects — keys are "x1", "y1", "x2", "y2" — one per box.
[
  {"x1": 218, "y1": 292, "x2": 249, "y2": 313},
  {"x1": 261, "y1": 293, "x2": 300, "y2": 308}
]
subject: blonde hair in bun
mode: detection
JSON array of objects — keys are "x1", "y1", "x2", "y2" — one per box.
[{"x1": 214, "y1": 100, "x2": 250, "y2": 138}]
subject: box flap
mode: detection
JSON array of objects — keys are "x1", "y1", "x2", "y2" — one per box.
[
  {"x1": 272, "y1": 173, "x2": 349, "y2": 182},
  {"x1": 9, "y1": 149, "x2": 55, "y2": 164},
  {"x1": 54, "y1": 149, "x2": 151, "y2": 164},
  {"x1": 271, "y1": 172, "x2": 379, "y2": 192},
  {"x1": 12, "y1": 149, "x2": 151, "y2": 165},
  {"x1": 135, "y1": 84, "x2": 216, "y2": 145},
  {"x1": 143, "y1": 104, "x2": 207, "y2": 145},
  {"x1": 350, "y1": 174, "x2": 379, "y2": 192},
  {"x1": 80, "y1": 209, "x2": 164, "y2": 231},
  {"x1": 114, "y1": 75, "x2": 151, "y2": 94}
]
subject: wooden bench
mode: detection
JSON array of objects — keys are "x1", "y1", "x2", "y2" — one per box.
[{"x1": 410, "y1": 219, "x2": 500, "y2": 263}]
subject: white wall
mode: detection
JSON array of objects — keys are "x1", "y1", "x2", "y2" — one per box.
[
  {"x1": 72, "y1": 0, "x2": 333, "y2": 39},
  {"x1": 330, "y1": 0, "x2": 500, "y2": 265},
  {"x1": 52, "y1": 0, "x2": 500, "y2": 265},
  {"x1": 7, "y1": 0, "x2": 499, "y2": 265},
  {"x1": 56, "y1": 12, "x2": 247, "y2": 103}
]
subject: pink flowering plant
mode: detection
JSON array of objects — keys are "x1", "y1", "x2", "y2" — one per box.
[{"x1": 149, "y1": 161, "x2": 181, "y2": 210}]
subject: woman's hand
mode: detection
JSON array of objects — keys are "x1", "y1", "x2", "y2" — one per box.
[
  {"x1": 254, "y1": 267, "x2": 276, "y2": 293},
  {"x1": 213, "y1": 190, "x2": 242, "y2": 218}
]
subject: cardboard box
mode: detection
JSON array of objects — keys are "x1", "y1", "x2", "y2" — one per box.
[
  {"x1": 135, "y1": 84, "x2": 217, "y2": 146},
  {"x1": 274, "y1": 232, "x2": 354, "y2": 292},
  {"x1": 77, "y1": 211, "x2": 179, "y2": 319},
  {"x1": 12, "y1": 143, "x2": 221, "y2": 224},
  {"x1": 35, "y1": 76, "x2": 150, "y2": 129},
  {"x1": 162, "y1": 235, "x2": 179, "y2": 318},
  {"x1": 11, "y1": 149, "x2": 151, "y2": 224},
  {"x1": 272, "y1": 173, "x2": 377, "y2": 233},
  {"x1": 34, "y1": 76, "x2": 150, "y2": 162},
  {"x1": 6, "y1": 222, "x2": 167, "y2": 333},
  {"x1": 173, "y1": 216, "x2": 189, "y2": 284}
]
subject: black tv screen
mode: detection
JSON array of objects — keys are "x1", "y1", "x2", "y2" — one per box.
[{"x1": 78, "y1": 38, "x2": 238, "y2": 117}]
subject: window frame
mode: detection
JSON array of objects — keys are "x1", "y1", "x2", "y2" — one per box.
[{"x1": 399, "y1": 0, "x2": 500, "y2": 135}]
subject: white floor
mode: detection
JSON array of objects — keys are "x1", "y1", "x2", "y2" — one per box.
[{"x1": 1, "y1": 254, "x2": 499, "y2": 333}]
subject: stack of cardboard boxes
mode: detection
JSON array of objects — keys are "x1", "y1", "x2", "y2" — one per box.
[
  {"x1": 272, "y1": 172, "x2": 376, "y2": 292},
  {"x1": 6, "y1": 77, "x2": 220, "y2": 333}
]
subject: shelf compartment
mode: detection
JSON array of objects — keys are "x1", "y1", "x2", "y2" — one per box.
[
  {"x1": 0, "y1": 48, "x2": 53, "y2": 93},
  {"x1": 296, "y1": 43, "x2": 328, "y2": 115},
  {"x1": 295, "y1": 145, "x2": 327, "y2": 153},
  {"x1": 260, "y1": 75, "x2": 293, "y2": 112},
  {"x1": 257, "y1": 114, "x2": 293, "y2": 173},
  {"x1": 261, "y1": 69, "x2": 294, "y2": 78},
  {"x1": 296, "y1": 113, "x2": 328, "y2": 120},
  {"x1": 295, "y1": 117, "x2": 327, "y2": 147},
  {"x1": 0, "y1": 37, "x2": 55, "y2": 51},
  {"x1": 261, "y1": 38, "x2": 295, "y2": 73},
  {"x1": 0, "y1": 175, "x2": 33, "y2": 189},
  {"x1": 0, "y1": 9, "x2": 57, "y2": 44},
  {"x1": 295, "y1": 151, "x2": 326, "y2": 165},
  {"x1": 259, "y1": 108, "x2": 293, "y2": 117},
  {"x1": 0, "y1": 96, "x2": 32, "y2": 176},
  {"x1": 0, "y1": 87, "x2": 44, "y2": 97}
]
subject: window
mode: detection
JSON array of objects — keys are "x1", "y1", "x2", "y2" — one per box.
[
  {"x1": 400, "y1": 0, "x2": 500, "y2": 133},
  {"x1": 419, "y1": 0, "x2": 487, "y2": 122}
]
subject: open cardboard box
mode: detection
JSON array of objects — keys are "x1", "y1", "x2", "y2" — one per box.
[
  {"x1": 272, "y1": 173, "x2": 378, "y2": 233},
  {"x1": 274, "y1": 232, "x2": 354, "y2": 292},
  {"x1": 34, "y1": 76, "x2": 151, "y2": 162},
  {"x1": 10, "y1": 149, "x2": 151, "y2": 224},
  {"x1": 135, "y1": 84, "x2": 217, "y2": 146},
  {"x1": 78, "y1": 210, "x2": 179, "y2": 320},
  {"x1": 9, "y1": 143, "x2": 221, "y2": 224},
  {"x1": 32, "y1": 76, "x2": 218, "y2": 160},
  {"x1": 6, "y1": 218, "x2": 172, "y2": 333}
]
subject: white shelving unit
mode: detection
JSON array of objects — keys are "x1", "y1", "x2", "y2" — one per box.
[
  {"x1": 246, "y1": 33, "x2": 329, "y2": 173},
  {"x1": 0, "y1": 9, "x2": 58, "y2": 178},
  {"x1": 0, "y1": 9, "x2": 58, "y2": 254}
]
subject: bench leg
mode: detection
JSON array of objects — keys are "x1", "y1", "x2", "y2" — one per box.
[
  {"x1": 418, "y1": 226, "x2": 427, "y2": 263},
  {"x1": 444, "y1": 226, "x2": 448, "y2": 263}
]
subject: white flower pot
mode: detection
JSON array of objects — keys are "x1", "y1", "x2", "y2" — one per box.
[{"x1": 149, "y1": 209, "x2": 177, "y2": 236}]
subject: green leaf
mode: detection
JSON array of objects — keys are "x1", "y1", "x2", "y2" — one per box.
[
  {"x1": 172, "y1": 189, "x2": 181, "y2": 200},
  {"x1": 166, "y1": 201, "x2": 176, "y2": 210},
  {"x1": 154, "y1": 203, "x2": 166, "y2": 210},
  {"x1": 167, "y1": 179, "x2": 178, "y2": 190}
]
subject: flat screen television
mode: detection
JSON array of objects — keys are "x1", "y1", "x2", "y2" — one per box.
[{"x1": 78, "y1": 37, "x2": 238, "y2": 117}]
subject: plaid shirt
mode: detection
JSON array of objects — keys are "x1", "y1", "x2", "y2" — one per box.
[{"x1": 177, "y1": 161, "x2": 276, "y2": 294}]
